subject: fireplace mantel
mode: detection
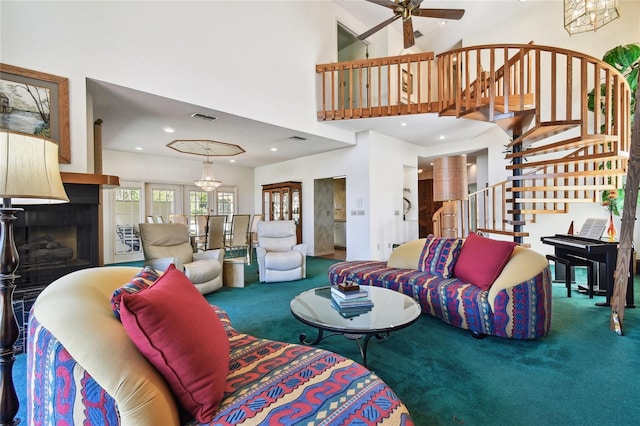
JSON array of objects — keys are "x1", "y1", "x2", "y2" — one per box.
[{"x1": 61, "y1": 172, "x2": 119, "y2": 188}]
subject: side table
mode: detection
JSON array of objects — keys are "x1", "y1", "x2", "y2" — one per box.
[{"x1": 223, "y1": 257, "x2": 246, "y2": 288}]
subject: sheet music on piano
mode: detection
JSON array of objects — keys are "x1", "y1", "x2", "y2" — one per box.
[{"x1": 578, "y1": 218, "x2": 608, "y2": 240}]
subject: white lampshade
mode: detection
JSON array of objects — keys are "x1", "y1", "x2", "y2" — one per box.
[
  {"x1": 194, "y1": 160, "x2": 222, "y2": 192},
  {"x1": 0, "y1": 130, "x2": 69, "y2": 205}
]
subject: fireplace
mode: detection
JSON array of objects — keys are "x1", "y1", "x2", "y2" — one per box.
[
  {"x1": 12, "y1": 183, "x2": 100, "y2": 352},
  {"x1": 13, "y1": 183, "x2": 99, "y2": 287}
]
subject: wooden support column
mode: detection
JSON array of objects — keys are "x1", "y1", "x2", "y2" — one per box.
[
  {"x1": 94, "y1": 119, "x2": 103, "y2": 175},
  {"x1": 94, "y1": 119, "x2": 105, "y2": 266}
]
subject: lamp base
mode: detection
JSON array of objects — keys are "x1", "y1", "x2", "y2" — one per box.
[
  {"x1": 0, "y1": 277, "x2": 19, "y2": 426},
  {"x1": 0, "y1": 206, "x2": 21, "y2": 425}
]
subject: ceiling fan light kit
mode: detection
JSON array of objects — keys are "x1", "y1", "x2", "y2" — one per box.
[{"x1": 357, "y1": 0, "x2": 465, "y2": 49}]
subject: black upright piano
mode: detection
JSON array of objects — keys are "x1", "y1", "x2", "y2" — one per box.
[{"x1": 541, "y1": 234, "x2": 635, "y2": 307}]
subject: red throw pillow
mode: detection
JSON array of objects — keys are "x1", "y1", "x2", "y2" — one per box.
[
  {"x1": 120, "y1": 264, "x2": 230, "y2": 423},
  {"x1": 453, "y1": 233, "x2": 517, "y2": 290}
]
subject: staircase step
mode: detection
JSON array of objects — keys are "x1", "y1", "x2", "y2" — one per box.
[
  {"x1": 506, "y1": 152, "x2": 627, "y2": 171},
  {"x1": 509, "y1": 209, "x2": 567, "y2": 214},
  {"x1": 506, "y1": 134, "x2": 617, "y2": 160},
  {"x1": 507, "y1": 120, "x2": 582, "y2": 149},
  {"x1": 492, "y1": 93, "x2": 535, "y2": 112},
  {"x1": 508, "y1": 184, "x2": 615, "y2": 192},
  {"x1": 513, "y1": 197, "x2": 595, "y2": 203},
  {"x1": 504, "y1": 220, "x2": 527, "y2": 226},
  {"x1": 507, "y1": 167, "x2": 627, "y2": 181}
]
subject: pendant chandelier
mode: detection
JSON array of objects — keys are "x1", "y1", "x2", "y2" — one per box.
[
  {"x1": 564, "y1": 0, "x2": 620, "y2": 35},
  {"x1": 194, "y1": 159, "x2": 222, "y2": 192},
  {"x1": 167, "y1": 139, "x2": 245, "y2": 192}
]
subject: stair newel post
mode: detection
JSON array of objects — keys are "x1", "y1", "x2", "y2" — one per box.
[{"x1": 511, "y1": 133, "x2": 524, "y2": 245}]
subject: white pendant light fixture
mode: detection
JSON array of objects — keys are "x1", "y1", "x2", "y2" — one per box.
[{"x1": 564, "y1": 0, "x2": 620, "y2": 35}]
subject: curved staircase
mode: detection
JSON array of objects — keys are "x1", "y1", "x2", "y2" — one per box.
[
  {"x1": 437, "y1": 44, "x2": 631, "y2": 243},
  {"x1": 316, "y1": 44, "x2": 632, "y2": 245}
]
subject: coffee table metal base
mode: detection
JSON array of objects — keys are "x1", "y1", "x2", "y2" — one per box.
[
  {"x1": 299, "y1": 328, "x2": 390, "y2": 367},
  {"x1": 290, "y1": 286, "x2": 421, "y2": 368}
]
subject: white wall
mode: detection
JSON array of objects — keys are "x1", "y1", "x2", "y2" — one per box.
[
  {"x1": 255, "y1": 130, "x2": 422, "y2": 260},
  {"x1": 463, "y1": 1, "x2": 639, "y2": 56},
  {"x1": 0, "y1": 1, "x2": 362, "y2": 174}
]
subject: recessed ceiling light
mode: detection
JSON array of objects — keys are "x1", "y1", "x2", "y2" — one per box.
[
  {"x1": 135, "y1": 147, "x2": 143, "y2": 151},
  {"x1": 439, "y1": 135, "x2": 445, "y2": 140},
  {"x1": 401, "y1": 122, "x2": 407, "y2": 126},
  {"x1": 271, "y1": 147, "x2": 278, "y2": 152},
  {"x1": 440, "y1": 21, "x2": 446, "y2": 25},
  {"x1": 417, "y1": 168, "x2": 423, "y2": 174},
  {"x1": 163, "y1": 127, "x2": 175, "y2": 133},
  {"x1": 229, "y1": 159, "x2": 236, "y2": 163}
]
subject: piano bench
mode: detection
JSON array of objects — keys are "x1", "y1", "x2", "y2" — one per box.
[{"x1": 546, "y1": 254, "x2": 595, "y2": 298}]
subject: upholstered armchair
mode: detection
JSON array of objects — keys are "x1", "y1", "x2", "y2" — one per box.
[
  {"x1": 256, "y1": 220, "x2": 306, "y2": 283},
  {"x1": 139, "y1": 223, "x2": 224, "y2": 294}
]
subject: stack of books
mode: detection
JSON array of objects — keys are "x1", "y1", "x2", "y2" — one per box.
[{"x1": 330, "y1": 282, "x2": 373, "y2": 318}]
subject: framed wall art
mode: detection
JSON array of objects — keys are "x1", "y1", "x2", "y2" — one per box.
[
  {"x1": 401, "y1": 69, "x2": 416, "y2": 104},
  {"x1": 0, "y1": 63, "x2": 71, "y2": 163}
]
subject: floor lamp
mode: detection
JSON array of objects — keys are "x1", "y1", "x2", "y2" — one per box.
[
  {"x1": 433, "y1": 155, "x2": 468, "y2": 238},
  {"x1": 0, "y1": 130, "x2": 69, "y2": 425}
]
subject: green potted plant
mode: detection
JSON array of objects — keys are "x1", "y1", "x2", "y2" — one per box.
[{"x1": 588, "y1": 43, "x2": 640, "y2": 124}]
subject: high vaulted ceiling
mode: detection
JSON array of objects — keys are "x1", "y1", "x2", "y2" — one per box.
[
  {"x1": 336, "y1": 0, "x2": 540, "y2": 54},
  {"x1": 90, "y1": 1, "x2": 541, "y2": 170}
]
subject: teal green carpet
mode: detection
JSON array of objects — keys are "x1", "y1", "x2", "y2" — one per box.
[{"x1": 14, "y1": 259, "x2": 640, "y2": 425}]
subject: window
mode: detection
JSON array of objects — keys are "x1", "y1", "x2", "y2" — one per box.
[
  {"x1": 188, "y1": 189, "x2": 209, "y2": 233},
  {"x1": 114, "y1": 187, "x2": 142, "y2": 254},
  {"x1": 217, "y1": 189, "x2": 235, "y2": 215},
  {"x1": 189, "y1": 189, "x2": 209, "y2": 216},
  {"x1": 150, "y1": 187, "x2": 176, "y2": 223}
]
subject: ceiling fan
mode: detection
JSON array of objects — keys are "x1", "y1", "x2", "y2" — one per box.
[{"x1": 357, "y1": 0, "x2": 465, "y2": 49}]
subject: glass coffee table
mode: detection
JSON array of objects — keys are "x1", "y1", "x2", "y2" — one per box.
[{"x1": 290, "y1": 286, "x2": 421, "y2": 367}]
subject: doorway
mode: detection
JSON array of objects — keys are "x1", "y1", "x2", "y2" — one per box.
[
  {"x1": 313, "y1": 177, "x2": 347, "y2": 261},
  {"x1": 337, "y1": 23, "x2": 369, "y2": 110},
  {"x1": 418, "y1": 179, "x2": 442, "y2": 237}
]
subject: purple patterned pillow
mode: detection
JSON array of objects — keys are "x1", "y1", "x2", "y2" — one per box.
[
  {"x1": 111, "y1": 266, "x2": 161, "y2": 320},
  {"x1": 417, "y1": 235, "x2": 464, "y2": 278}
]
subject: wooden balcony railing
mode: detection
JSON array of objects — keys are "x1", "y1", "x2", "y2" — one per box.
[{"x1": 316, "y1": 52, "x2": 438, "y2": 120}]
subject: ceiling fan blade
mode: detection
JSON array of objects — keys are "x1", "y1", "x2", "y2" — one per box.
[
  {"x1": 364, "y1": 0, "x2": 403, "y2": 11},
  {"x1": 403, "y1": 18, "x2": 415, "y2": 49},
  {"x1": 357, "y1": 14, "x2": 402, "y2": 41},
  {"x1": 412, "y1": 8, "x2": 465, "y2": 20}
]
